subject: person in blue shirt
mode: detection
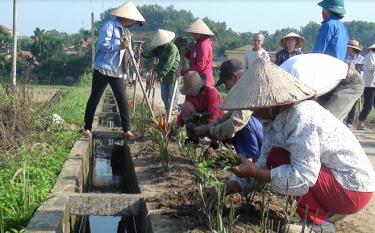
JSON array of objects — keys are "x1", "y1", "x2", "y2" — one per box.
[
  {"x1": 82, "y1": 1, "x2": 145, "y2": 139},
  {"x1": 313, "y1": 0, "x2": 349, "y2": 61},
  {"x1": 194, "y1": 59, "x2": 263, "y2": 159}
]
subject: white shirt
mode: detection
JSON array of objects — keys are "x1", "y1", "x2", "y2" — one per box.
[
  {"x1": 363, "y1": 51, "x2": 375, "y2": 87},
  {"x1": 256, "y1": 100, "x2": 375, "y2": 196},
  {"x1": 244, "y1": 48, "x2": 270, "y2": 70},
  {"x1": 281, "y1": 53, "x2": 348, "y2": 96}
]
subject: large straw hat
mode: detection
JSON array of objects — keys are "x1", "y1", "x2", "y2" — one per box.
[
  {"x1": 180, "y1": 71, "x2": 205, "y2": 96},
  {"x1": 220, "y1": 58, "x2": 316, "y2": 110},
  {"x1": 110, "y1": 0, "x2": 145, "y2": 22},
  {"x1": 150, "y1": 29, "x2": 175, "y2": 48},
  {"x1": 347, "y1": 40, "x2": 362, "y2": 51},
  {"x1": 318, "y1": 0, "x2": 346, "y2": 15},
  {"x1": 185, "y1": 18, "x2": 214, "y2": 36},
  {"x1": 279, "y1": 32, "x2": 305, "y2": 48},
  {"x1": 367, "y1": 43, "x2": 375, "y2": 50}
]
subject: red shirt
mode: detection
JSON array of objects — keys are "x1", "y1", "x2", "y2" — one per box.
[
  {"x1": 177, "y1": 85, "x2": 224, "y2": 126},
  {"x1": 181, "y1": 36, "x2": 214, "y2": 86}
]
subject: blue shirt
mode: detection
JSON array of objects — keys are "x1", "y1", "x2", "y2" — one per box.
[
  {"x1": 94, "y1": 18, "x2": 126, "y2": 72},
  {"x1": 233, "y1": 116, "x2": 263, "y2": 159},
  {"x1": 313, "y1": 16, "x2": 349, "y2": 61}
]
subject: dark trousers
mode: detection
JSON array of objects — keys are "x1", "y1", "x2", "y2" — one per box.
[
  {"x1": 358, "y1": 87, "x2": 375, "y2": 122},
  {"x1": 346, "y1": 101, "x2": 358, "y2": 125},
  {"x1": 84, "y1": 70, "x2": 130, "y2": 132}
]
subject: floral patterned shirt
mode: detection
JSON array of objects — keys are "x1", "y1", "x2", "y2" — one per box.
[{"x1": 256, "y1": 100, "x2": 375, "y2": 196}]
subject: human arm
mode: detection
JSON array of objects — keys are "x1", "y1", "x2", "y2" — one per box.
[
  {"x1": 96, "y1": 21, "x2": 122, "y2": 53},
  {"x1": 158, "y1": 44, "x2": 180, "y2": 77},
  {"x1": 206, "y1": 89, "x2": 224, "y2": 124},
  {"x1": 313, "y1": 23, "x2": 333, "y2": 54},
  {"x1": 181, "y1": 40, "x2": 211, "y2": 75},
  {"x1": 210, "y1": 110, "x2": 252, "y2": 140},
  {"x1": 364, "y1": 53, "x2": 375, "y2": 71}
]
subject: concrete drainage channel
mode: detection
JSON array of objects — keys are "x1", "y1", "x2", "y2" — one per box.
[{"x1": 25, "y1": 91, "x2": 151, "y2": 233}]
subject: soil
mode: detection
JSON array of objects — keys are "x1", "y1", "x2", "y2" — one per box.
[{"x1": 129, "y1": 83, "x2": 373, "y2": 233}]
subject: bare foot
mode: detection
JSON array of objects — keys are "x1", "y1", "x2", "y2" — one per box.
[
  {"x1": 125, "y1": 131, "x2": 136, "y2": 140},
  {"x1": 82, "y1": 129, "x2": 92, "y2": 138}
]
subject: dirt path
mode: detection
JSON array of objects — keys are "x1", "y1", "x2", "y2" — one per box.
[{"x1": 342, "y1": 129, "x2": 375, "y2": 233}]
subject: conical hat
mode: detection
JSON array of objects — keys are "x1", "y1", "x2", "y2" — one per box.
[
  {"x1": 220, "y1": 58, "x2": 316, "y2": 110},
  {"x1": 367, "y1": 43, "x2": 375, "y2": 50},
  {"x1": 150, "y1": 29, "x2": 175, "y2": 48},
  {"x1": 279, "y1": 32, "x2": 305, "y2": 48},
  {"x1": 347, "y1": 40, "x2": 362, "y2": 51},
  {"x1": 110, "y1": 1, "x2": 145, "y2": 22},
  {"x1": 185, "y1": 18, "x2": 214, "y2": 36}
]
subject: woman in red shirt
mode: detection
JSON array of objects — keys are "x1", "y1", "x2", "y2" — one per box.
[
  {"x1": 177, "y1": 71, "x2": 224, "y2": 143},
  {"x1": 180, "y1": 18, "x2": 215, "y2": 86}
]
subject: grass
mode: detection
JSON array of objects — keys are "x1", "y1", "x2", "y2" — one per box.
[{"x1": 0, "y1": 76, "x2": 90, "y2": 233}]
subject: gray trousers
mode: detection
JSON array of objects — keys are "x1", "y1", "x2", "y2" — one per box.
[{"x1": 317, "y1": 71, "x2": 364, "y2": 122}]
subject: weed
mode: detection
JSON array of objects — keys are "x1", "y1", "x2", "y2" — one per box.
[
  {"x1": 130, "y1": 103, "x2": 151, "y2": 137},
  {"x1": 149, "y1": 115, "x2": 172, "y2": 170}
]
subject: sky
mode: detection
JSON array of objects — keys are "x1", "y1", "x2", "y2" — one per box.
[{"x1": 0, "y1": 0, "x2": 375, "y2": 36}]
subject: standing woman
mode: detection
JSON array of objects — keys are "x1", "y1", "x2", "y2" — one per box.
[
  {"x1": 82, "y1": 1, "x2": 145, "y2": 139},
  {"x1": 357, "y1": 43, "x2": 375, "y2": 130},
  {"x1": 180, "y1": 18, "x2": 215, "y2": 86},
  {"x1": 275, "y1": 32, "x2": 305, "y2": 66}
]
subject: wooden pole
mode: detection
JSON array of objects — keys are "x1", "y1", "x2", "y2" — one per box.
[
  {"x1": 11, "y1": 0, "x2": 17, "y2": 87},
  {"x1": 132, "y1": 41, "x2": 143, "y2": 112},
  {"x1": 126, "y1": 47, "x2": 155, "y2": 118},
  {"x1": 91, "y1": 12, "x2": 95, "y2": 73}
]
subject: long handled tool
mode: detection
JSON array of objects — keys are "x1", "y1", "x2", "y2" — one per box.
[
  {"x1": 125, "y1": 41, "x2": 155, "y2": 118},
  {"x1": 167, "y1": 38, "x2": 189, "y2": 123},
  {"x1": 131, "y1": 41, "x2": 143, "y2": 112}
]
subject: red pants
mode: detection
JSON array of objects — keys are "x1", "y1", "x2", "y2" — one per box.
[{"x1": 267, "y1": 147, "x2": 373, "y2": 224}]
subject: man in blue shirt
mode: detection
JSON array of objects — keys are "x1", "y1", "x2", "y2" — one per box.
[
  {"x1": 82, "y1": 1, "x2": 145, "y2": 139},
  {"x1": 313, "y1": 0, "x2": 349, "y2": 61},
  {"x1": 194, "y1": 59, "x2": 263, "y2": 159}
]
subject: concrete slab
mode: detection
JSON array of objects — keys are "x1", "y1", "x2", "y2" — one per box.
[{"x1": 69, "y1": 193, "x2": 144, "y2": 216}]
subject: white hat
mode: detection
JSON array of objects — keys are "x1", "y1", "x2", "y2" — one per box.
[
  {"x1": 150, "y1": 29, "x2": 175, "y2": 48},
  {"x1": 347, "y1": 40, "x2": 362, "y2": 51},
  {"x1": 185, "y1": 18, "x2": 214, "y2": 36},
  {"x1": 279, "y1": 32, "x2": 305, "y2": 48},
  {"x1": 110, "y1": 0, "x2": 145, "y2": 22},
  {"x1": 367, "y1": 43, "x2": 375, "y2": 50},
  {"x1": 220, "y1": 58, "x2": 316, "y2": 110}
]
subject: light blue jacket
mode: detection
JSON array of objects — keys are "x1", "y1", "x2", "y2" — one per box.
[{"x1": 94, "y1": 18, "x2": 127, "y2": 72}]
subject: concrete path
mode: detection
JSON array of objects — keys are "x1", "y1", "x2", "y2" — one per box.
[{"x1": 343, "y1": 129, "x2": 375, "y2": 233}]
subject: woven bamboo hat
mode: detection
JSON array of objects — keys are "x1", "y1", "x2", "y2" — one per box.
[
  {"x1": 347, "y1": 40, "x2": 362, "y2": 51},
  {"x1": 110, "y1": 0, "x2": 145, "y2": 23},
  {"x1": 185, "y1": 18, "x2": 214, "y2": 36},
  {"x1": 150, "y1": 29, "x2": 175, "y2": 48},
  {"x1": 180, "y1": 71, "x2": 205, "y2": 96},
  {"x1": 279, "y1": 32, "x2": 305, "y2": 48},
  {"x1": 367, "y1": 43, "x2": 375, "y2": 50},
  {"x1": 220, "y1": 58, "x2": 316, "y2": 110}
]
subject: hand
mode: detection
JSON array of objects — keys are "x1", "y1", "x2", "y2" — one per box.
[
  {"x1": 194, "y1": 125, "x2": 210, "y2": 137},
  {"x1": 176, "y1": 70, "x2": 182, "y2": 77},
  {"x1": 122, "y1": 37, "x2": 131, "y2": 49},
  {"x1": 231, "y1": 157, "x2": 257, "y2": 178}
]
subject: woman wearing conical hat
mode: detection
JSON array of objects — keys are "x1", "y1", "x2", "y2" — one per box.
[
  {"x1": 221, "y1": 59, "x2": 375, "y2": 232},
  {"x1": 142, "y1": 29, "x2": 180, "y2": 112},
  {"x1": 275, "y1": 32, "x2": 305, "y2": 66},
  {"x1": 180, "y1": 18, "x2": 215, "y2": 86},
  {"x1": 83, "y1": 0, "x2": 145, "y2": 139}
]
